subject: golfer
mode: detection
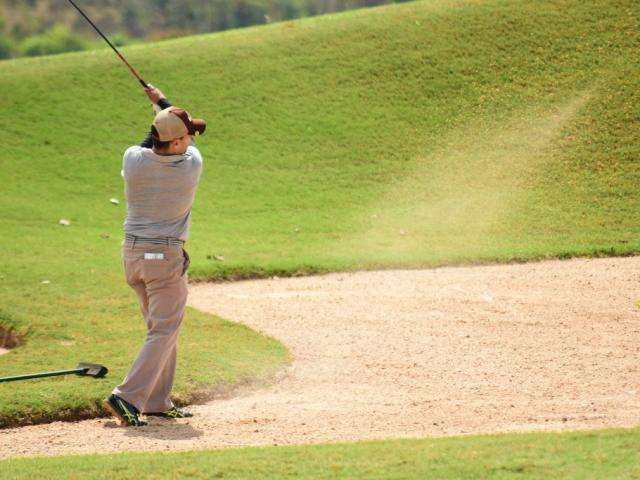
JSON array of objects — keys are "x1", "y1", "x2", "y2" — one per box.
[{"x1": 103, "y1": 85, "x2": 205, "y2": 426}]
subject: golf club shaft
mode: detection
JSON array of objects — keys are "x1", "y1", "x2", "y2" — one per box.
[
  {"x1": 0, "y1": 368, "x2": 86, "y2": 383},
  {"x1": 66, "y1": 0, "x2": 149, "y2": 88}
]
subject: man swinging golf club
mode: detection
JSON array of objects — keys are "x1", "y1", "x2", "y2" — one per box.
[{"x1": 103, "y1": 85, "x2": 206, "y2": 426}]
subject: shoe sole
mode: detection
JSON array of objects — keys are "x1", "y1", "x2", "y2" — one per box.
[
  {"x1": 145, "y1": 412, "x2": 193, "y2": 418},
  {"x1": 103, "y1": 399, "x2": 147, "y2": 427},
  {"x1": 102, "y1": 399, "x2": 127, "y2": 426}
]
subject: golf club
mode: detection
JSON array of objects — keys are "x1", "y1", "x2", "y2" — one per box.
[
  {"x1": 0, "y1": 362, "x2": 108, "y2": 383},
  {"x1": 66, "y1": 0, "x2": 149, "y2": 88}
]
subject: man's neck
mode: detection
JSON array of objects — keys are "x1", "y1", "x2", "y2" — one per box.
[{"x1": 153, "y1": 148, "x2": 184, "y2": 156}]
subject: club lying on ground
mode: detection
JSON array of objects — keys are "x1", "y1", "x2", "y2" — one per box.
[{"x1": 0, "y1": 362, "x2": 108, "y2": 383}]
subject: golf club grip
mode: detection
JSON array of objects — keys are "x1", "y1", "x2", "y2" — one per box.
[{"x1": 139, "y1": 79, "x2": 150, "y2": 88}]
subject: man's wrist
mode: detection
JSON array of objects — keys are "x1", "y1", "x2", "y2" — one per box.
[{"x1": 157, "y1": 98, "x2": 172, "y2": 110}]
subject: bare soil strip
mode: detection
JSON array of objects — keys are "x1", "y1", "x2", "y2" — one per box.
[{"x1": 1, "y1": 257, "x2": 639, "y2": 459}]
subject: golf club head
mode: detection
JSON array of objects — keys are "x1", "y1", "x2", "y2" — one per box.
[{"x1": 76, "y1": 362, "x2": 109, "y2": 378}]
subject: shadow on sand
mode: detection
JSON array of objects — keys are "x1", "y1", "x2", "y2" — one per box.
[{"x1": 103, "y1": 419, "x2": 203, "y2": 440}]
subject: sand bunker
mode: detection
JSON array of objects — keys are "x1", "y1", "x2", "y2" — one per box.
[{"x1": 1, "y1": 256, "x2": 639, "y2": 459}]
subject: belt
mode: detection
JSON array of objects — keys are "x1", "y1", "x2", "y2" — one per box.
[{"x1": 124, "y1": 233, "x2": 185, "y2": 246}]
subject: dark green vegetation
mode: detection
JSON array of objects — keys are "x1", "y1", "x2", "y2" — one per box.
[
  {"x1": 13, "y1": 24, "x2": 89, "y2": 58},
  {"x1": 2, "y1": 428, "x2": 639, "y2": 479},
  {"x1": 0, "y1": 0, "x2": 404, "y2": 59},
  {"x1": 0, "y1": 0, "x2": 638, "y2": 425}
]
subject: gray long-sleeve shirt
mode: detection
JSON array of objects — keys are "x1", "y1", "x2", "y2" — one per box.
[{"x1": 122, "y1": 99, "x2": 203, "y2": 241}]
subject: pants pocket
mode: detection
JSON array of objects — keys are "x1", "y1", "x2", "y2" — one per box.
[
  {"x1": 181, "y1": 249, "x2": 190, "y2": 276},
  {"x1": 141, "y1": 257, "x2": 174, "y2": 283},
  {"x1": 123, "y1": 256, "x2": 137, "y2": 286}
]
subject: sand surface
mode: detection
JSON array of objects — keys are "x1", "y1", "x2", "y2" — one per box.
[
  {"x1": 1, "y1": 256, "x2": 639, "y2": 459},
  {"x1": 0, "y1": 348, "x2": 8, "y2": 356}
]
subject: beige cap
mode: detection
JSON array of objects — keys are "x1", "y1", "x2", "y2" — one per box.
[{"x1": 152, "y1": 106, "x2": 206, "y2": 141}]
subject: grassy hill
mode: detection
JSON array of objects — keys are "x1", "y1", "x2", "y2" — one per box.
[{"x1": 0, "y1": 0, "x2": 638, "y2": 425}]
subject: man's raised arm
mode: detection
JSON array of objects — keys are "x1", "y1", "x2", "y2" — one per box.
[{"x1": 139, "y1": 85, "x2": 172, "y2": 148}]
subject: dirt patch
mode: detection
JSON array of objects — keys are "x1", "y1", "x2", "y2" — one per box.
[
  {"x1": 0, "y1": 325, "x2": 21, "y2": 354},
  {"x1": 1, "y1": 256, "x2": 639, "y2": 459}
]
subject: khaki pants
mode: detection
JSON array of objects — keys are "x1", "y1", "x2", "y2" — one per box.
[{"x1": 113, "y1": 241, "x2": 190, "y2": 413}]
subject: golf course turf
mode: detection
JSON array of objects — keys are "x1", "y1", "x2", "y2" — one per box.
[
  {"x1": 1, "y1": 427, "x2": 639, "y2": 478},
  {"x1": 0, "y1": 0, "x2": 638, "y2": 471}
]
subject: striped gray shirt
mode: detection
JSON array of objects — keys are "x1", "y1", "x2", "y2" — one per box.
[{"x1": 122, "y1": 145, "x2": 203, "y2": 241}]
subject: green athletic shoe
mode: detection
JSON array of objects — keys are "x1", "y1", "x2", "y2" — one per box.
[
  {"x1": 145, "y1": 406, "x2": 193, "y2": 419},
  {"x1": 103, "y1": 394, "x2": 148, "y2": 427}
]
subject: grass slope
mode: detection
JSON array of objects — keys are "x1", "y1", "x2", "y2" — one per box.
[
  {"x1": 2, "y1": 427, "x2": 639, "y2": 479},
  {"x1": 0, "y1": 0, "x2": 637, "y2": 424}
]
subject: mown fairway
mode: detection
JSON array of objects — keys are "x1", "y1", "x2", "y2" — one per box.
[
  {"x1": 2, "y1": 427, "x2": 639, "y2": 479},
  {"x1": 0, "y1": 0, "x2": 637, "y2": 440}
]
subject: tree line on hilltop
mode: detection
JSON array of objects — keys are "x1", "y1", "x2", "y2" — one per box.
[{"x1": 0, "y1": 0, "x2": 408, "y2": 59}]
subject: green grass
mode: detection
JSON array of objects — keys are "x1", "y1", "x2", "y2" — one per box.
[
  {"x1": 0, "y1": 303, "x2": 287, "y2": 426},
  {"x1": 0, "y1": 0, "x2": 638, "y2": 426},
  {"x1": 2, "y1": 427, "x2": 639, "y2": 479}
]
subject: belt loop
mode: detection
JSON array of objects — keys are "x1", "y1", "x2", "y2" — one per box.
[{"x1": 132, "y1": 235, "x2": 137, "y2": 249}]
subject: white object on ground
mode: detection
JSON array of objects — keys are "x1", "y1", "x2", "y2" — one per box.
[{"x1": 58, "y1": 219, "x2": 71, "y2": 226}]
